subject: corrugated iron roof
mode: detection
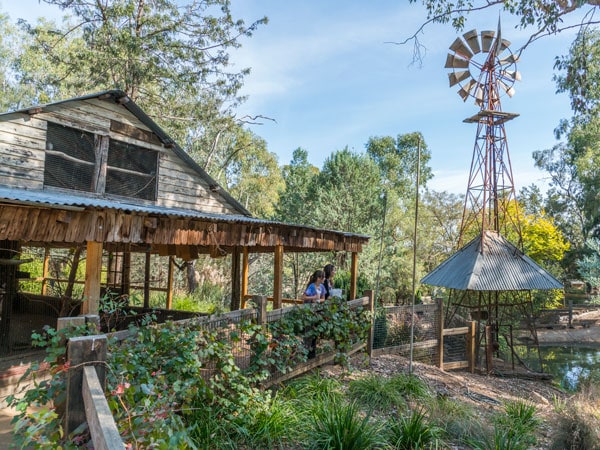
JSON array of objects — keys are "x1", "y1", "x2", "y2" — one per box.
[
  {"x1": 0, "y1": 186, "x2": 369, "y2": 240},
  {"x1": 420, "y1": 230, "x2": 563, "y2": 291}
]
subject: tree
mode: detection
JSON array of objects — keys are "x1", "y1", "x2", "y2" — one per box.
[
  {"x1": 404, "y1": 0, "x2": 600, "y2": 61},
  {"x1": 576, "y1": 238, "x2": 600, "y2": 290}
]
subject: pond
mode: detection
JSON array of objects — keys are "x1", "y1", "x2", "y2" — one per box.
[{"x1": 518, "y1": 344, "x2": 600, "y2": 391}]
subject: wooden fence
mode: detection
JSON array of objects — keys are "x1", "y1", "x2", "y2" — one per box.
[
  {"x1": 59, "y1": 295, "x2": 371, "y2": 449},
  {"x1": 57, "y1": 294, "x2": 479, "y2": 449}
]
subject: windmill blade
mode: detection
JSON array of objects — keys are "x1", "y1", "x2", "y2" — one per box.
[
  {"x1": 474, "y1": 84, "x2": 485, "y2": 106},
  {"x1": 500, "y1": 69, "x2": 521, "y2": 82},
  {"x1": 448, "y1": 70, "x2": 472, "y2": 87},
  {"x1": 458, "y1": 78, "x2": 478, "y2": 101},
  {"x1": 498, "y1": 39, "x2": 511, "y2": 53},
  {"x1": 498, "y1": 54, "x2": 519, "y2": 66},
  {"x1": 498, "y1": 79, "x2": 516, "y2": 97},
  {"x1": 444, "y1": 53, "x2": 470, "y2": 69},
  {"x1": 480, "y1": 30, "x2": 495, "y2": 52},
  {"x1": 463, "y1": 29, "x2": 481, "y2": 54},
  {"x1": 449, "y1": 37, "x2": 474, "y2": 59}
]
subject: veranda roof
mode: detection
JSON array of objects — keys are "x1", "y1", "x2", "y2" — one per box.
[{"x1": 421, "y1": 230, "x2": 563, "y2": 291}]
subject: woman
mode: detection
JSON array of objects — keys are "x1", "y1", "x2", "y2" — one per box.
[
  {"x1": 322, "y1": 264, "x2": 336, "y2": 300},
  {"x1": 302, "y1": 269, "x2": 325, "y2": 303}
]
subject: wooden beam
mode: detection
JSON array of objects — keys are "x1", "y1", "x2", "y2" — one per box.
[
  {"x1": 349, "y1": 252, "x2": 358, "y2": 300},
  {"x1": 437, "y1": 298, "x2": 444, "y2": 370},
  {"x1": 273, "y1": 244, "x2": 283, "y2": 310},
  {"x1": 241, "y1": 247, "x2": 249, "y2": 306},
  {"x1": 83, "y1": 242, "x2": 103, "y2": 315},
  {"x1": 230, "y1": 247, "x2": 241, "y2": 311},
  {"x1": 41, "y1": 246, "x2": 50, "y2": 296},
  {"x1": 143, "y1": 251, "x2": 151, "y2": 309},
  {"x1": 166, "y1": 256, "x2": 174, "y2": 310}
]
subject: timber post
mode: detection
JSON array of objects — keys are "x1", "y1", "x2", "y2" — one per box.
[
  {"x1": 273, "y1": 245, "x2": 283, "y2": 309},
  {"x1": 349, "y1": 252, "x2": 358, "y2": 301},
  {"x1": 83, "y1": 241, "x2": 103, "y2": 315},
  {"x1": 467, "y1": 320, "x2": 476, "y2": 373},
  {"x1": 437, "y1": 298, "x2": 444, "y2": 369},
  {"x1": 365, "y1": 289, "x2": 375, "y2": 358},
  {"x1": 254, "y1": 295, "x2": 268, "y2": 327},
  {"x1": 64, "y1": 334, "x2": 107, "y2": 437}
]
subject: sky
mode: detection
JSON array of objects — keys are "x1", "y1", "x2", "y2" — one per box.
[{"x1": 0, "y1": 1, "x2": 587, "y2": 195}]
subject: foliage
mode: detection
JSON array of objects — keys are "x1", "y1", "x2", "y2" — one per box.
[
  {"x1": 245, "y1": 297, "x2": 371, "y2": 377},
  {"x1": 577, "y1": 238, "x2": 600, "y2": 292},
  {"x1": 305, "y1": 398, "x2": 386, "y2": 450},
  {"x1": 348, "y1": 374, "x2": 407, "y2": 412},
  {"x1": 386, "y1": 408, "x2": 443, "y2": 450},
  {"x1": 6, "y1": 322, "x2": 100, "y2": 449},
  {"x1": 405, "y1": 0, "x2": 600, "y2": 59},
  {"x1": 388, "y1": 373, "x2": 432, "y2": 399},
  {"x1": 281, "y1": 371, "x2": 344, "y2": 403}
]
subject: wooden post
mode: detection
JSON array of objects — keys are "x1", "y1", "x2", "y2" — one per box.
[
  {"x1": 485, "y1": 325, "x2": 493, "y2": 373},
  {"x1": 349, "y1": 252, "x2": 358, "y2": 300},
  {"x1": 254, "y1": 295, "x2": 267, "y2": 327},
  {"x1": 121, "y1": 250, "x2": 131, "y2": 297},
  {"x1": 41, "y1": 246, "x2": 50, "y2": 296},
  {"x1": 230, "y1": 247, "x2": 241, "y2": 311},
  {"x1": 365, "y1": 290, "x2": 375, "y2": 358},
  {"x1": 166, "y1": 256, "x2": 174, "y2": 310},
  {"x1": 83, "y1": 241, "x2": 103, "y2": 315},
  {"x1": 437, "y1": 298, "x2": 444, "y2": 370},
  {"x1": 64, "y1": 334, "x2": 107, "y2": 436},
  {"x1": 273, "y1": 244, "x2": 283, "y2": 310},
  {"x1": 467, "y1": 320, "x2": 476, "y2": 373},
  {"x1": 241, "y1": 248, "x2": 249, "y2": 308},
  {"x1": 143, "y1": 250, "x2": 151, "y2": 309}
]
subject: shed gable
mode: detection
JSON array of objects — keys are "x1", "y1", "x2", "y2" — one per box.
[{"x1": 0, "y1": 92, "x2": 245, "y2": 216}]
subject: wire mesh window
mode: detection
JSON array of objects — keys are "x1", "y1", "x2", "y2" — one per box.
[
  {"x1": 44, "y1": 122, "x2": 95, "y2": 192},
  {"x1": 106, "y1": 139, "x2": 158, "y2": 201}
]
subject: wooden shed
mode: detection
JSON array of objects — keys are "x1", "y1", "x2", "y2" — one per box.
[{"x1": 0, "y1": 90, "x2": 369, "y2": 355}]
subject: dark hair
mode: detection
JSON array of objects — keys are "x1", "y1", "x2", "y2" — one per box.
[
  {"x1": 307, "y1": 269, "x2": 325, "y2": 287},
  {"x1": 324, "y1": 264, "x2": 335, "y2": 279}
]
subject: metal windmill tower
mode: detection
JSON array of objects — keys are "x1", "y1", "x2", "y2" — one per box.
[
  {"x1": 445, "y1": 23, "x2": 522, "y2": 248},
  {"x1": 421, "y1": 23, "x2": 563, "y2": 374}
]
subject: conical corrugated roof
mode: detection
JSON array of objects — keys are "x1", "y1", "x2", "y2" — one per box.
[{"x1": 421, "y1": 230, "x2": 563, "y2": 291}]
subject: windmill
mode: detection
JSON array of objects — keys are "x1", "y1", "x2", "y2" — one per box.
[
  {"x1": 421, "y1": 22, "x2": 563, "y2": 374},
  {"x1": 445, "y1": 24, "x2": 522, "y2": 247}
]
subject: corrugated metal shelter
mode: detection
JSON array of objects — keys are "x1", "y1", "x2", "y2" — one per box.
[{"x1": 421, "y1": 231, "x2": 562, "y2": 291}]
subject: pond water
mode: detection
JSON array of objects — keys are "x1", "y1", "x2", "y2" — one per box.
[{"x1": 518, "y1": 345, "x2": 600, "y2": 391}]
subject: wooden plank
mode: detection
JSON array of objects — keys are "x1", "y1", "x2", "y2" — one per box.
[
  {"x1": 45, "y1": 103, "x2": 113, "y2": 129},
  {"x1": 437, "y1": 298, "x2": 444, "y2": 369},
  {"x1": 109, "y1": 130, "x2": 167, "y2": 153},
  {"x1": 38, "y1": 111, "x2": 110, "y2": 136},
  {"x1": 443, "y1": 361, "x2": 469, "y2": 371},
  {"x1": 110, "y1": 120, "x2": 162, "y2": 146},
  {"x1": 0, "y1": 129, "x2": 47, "y2": 149},
  {"x1": 82, "y1": 98, "x2": 152, "y2": 131},
  {"x1": 82, "y1": 366, "x2": 125, "y2": 450},
  {"x1": 443, "y1": 327, "x2": 469, "y2": 336},
  {"x1": 83, "y1": 242, "x2": 103, "y2": 315},
  {"x1": 380, "y1": 339, "x2": 439, "y2": 355},
  {"x1": 0, "y1": 151, "x2": 45, "y2": 170},
  {"x1": 0, "y1": 118, "x2": 47, "y2": 140}
]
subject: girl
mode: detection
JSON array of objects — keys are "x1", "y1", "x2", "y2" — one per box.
[{"x1": 302, "y1": 269, "x2": 325, "y2": 303}]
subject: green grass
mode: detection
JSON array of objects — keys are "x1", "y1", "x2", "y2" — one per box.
[
  {"x1": 348, "y1": 374, "x2": 406, "y2": 412},
  {"x1": 386, "y1": 409, "x2": 444, "y2": 449},
  {"x1": 389, "y1": 373, "x2": 432, "y2": 399}
]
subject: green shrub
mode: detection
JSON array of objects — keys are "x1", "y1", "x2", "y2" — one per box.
[
  {"x1": 349, "y1": 374, "x2": 406, "y2": 412},
  {"x1": 386, "y1": 409, "x2": 443, "y2": 449},
  {"x1": 306, "y1": 398, "x2": 385, "y2": 450},
  {"x1": 389, "y1": 373, "x2": 431, "y2": 399}
]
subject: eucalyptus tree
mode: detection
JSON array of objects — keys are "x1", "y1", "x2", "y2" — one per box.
[
  {"x1": 533, "y1": 29, "x2": 600, "y2": 270},
  {"x1": 13, "y1": 0, "x2": 268, "y2": 175},
  {"x1": 404, "y1": 0, "x2": 600, "y2": 62},
  {"x1": 365, "y1": 133, "x2": 433, "y2": 303}
]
